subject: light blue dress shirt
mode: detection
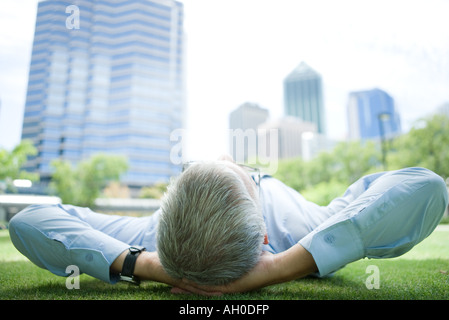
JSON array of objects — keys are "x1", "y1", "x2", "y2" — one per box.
[
  {"x1": 9, "y1": 167, "x2": 448, "y2": 283},
  {"x1": 261, "y1": 167, "x2": 448, "y2": 276}
]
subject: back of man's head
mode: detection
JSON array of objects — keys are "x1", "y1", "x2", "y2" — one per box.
[{"x1": 157, "y1": 162, "x2": 265, "y2": 285}]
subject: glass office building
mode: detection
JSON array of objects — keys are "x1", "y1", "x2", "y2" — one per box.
[
  {"x1": 21, "y1": 0, "x2": 185, "y2": 187},
  {"x1": 347, "y1": 88, "x2": 401, "y2": 141},
  {"x1": 284, "y1": 62, "x2": 326, "y2": 134}
]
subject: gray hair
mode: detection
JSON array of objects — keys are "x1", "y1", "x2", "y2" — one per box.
[{"x1": 157, "y1": 162, "x2": 265, "y2": 285}]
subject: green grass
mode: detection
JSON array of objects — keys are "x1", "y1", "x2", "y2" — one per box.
[{"x1": 1, "y1": 227, "x2": 448, "y2": 300}]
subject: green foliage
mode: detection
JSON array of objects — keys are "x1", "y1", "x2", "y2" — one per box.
[
  {"x1": 387, "y1": 114, "x2": 449, "y2": 178},
  {"x1": 272, "y1": 157, "x2": 308, "y2": 191},
  {"x1": 0, "y1": 140, "x2": 39, "y2": 193},
  {"x1": 274, "y1": 141, "x2": 381, "y2": 205},
  {"x1": 300, "y1": 179, "x2": 349, "y2": 206},
  {"x1": 139, "y1": 182, "x2": 168, "y2": 199},
  {"x1": 49, "y1": 159, "x2": 77, "y2": 204},
  {"x1": 50, "y1": 153, "x2": 128, "y2": 207},
  {"x1": 274, "y1": 114, "x2": 449, "y2": 205}
]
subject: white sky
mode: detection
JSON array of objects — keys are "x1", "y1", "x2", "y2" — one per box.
[{"x1": 1, "y1": 0, "x2": 448, "y2": 161}]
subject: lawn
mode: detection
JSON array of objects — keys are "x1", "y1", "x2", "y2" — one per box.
[{"x1": 1, "y1": 226, "x2": 448, "y2": 300}]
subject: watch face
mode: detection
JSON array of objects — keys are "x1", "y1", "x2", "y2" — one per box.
[
  {"x1": 129, "y1": 247, "x2": 140, "y2": 254},
  {"x1": 129, "y1": 246, "x2": 145, "y2": 254}
]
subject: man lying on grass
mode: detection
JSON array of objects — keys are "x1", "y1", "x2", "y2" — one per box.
[{"x1": 8, "y1": 155, "x2": 448, "y2": 295}]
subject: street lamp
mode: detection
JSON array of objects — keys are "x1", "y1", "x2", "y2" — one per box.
[{"x1": 378, "y1": 112, "x2": 391, "y2": 171}]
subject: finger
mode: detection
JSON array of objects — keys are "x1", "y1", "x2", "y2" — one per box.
[
  {"x1": 171, "y1": 287, "x2": 192, "y2": 294},
  {"x1": 181, "y1": 278, "x2": 223, "y2": 293},
  {"x1": 182, "y1": 284, "x2": 223, "y2": 296}
]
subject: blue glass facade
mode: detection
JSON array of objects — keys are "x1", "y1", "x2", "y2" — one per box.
[
  {"x1": 347, "y1": 88, "x2": 401, "y2": 141},
  {"x1": 22, "y1": 0, "x2": 185, "y2": 186}
]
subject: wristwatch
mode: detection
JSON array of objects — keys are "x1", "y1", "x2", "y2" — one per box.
[{"x1": 119, "y1": 246, "x2": 146, "y2": 285}]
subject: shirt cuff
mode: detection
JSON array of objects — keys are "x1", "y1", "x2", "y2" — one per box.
[
  {"x1": 70, "y1": 237, "x2": 130, "y2": 284},
  {"x1": 299, "y1": 219, "x2": 364, "y2": 277}
]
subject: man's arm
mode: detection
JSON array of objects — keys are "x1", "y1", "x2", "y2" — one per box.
[
  {"x1": 111, "y1": 250, "x2": 177, "y2": 285},
  {"x1": 176, "y1": 243, "x2": 318, "y2": 295},
  {"x1": 111, "y1": 243, "x2": 317, "y2": 295},
  {"x1": 111, "y1": 250, "x2": 216, "y2": 294}
]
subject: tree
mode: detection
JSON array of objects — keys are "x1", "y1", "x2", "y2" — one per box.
[
  {"x1": 139, "y1": 182, "x2": 168, "y2": 199},
  {"x1": 274, "y1": 140, "x2": 381, "y2": 189},
  {"x1": 0, "y1": 140, "x2": 38, "y2": 193},
  {"x1": 50, "y1": 153, "x2": 128, "y2": 207},
  {"x1": 301, "y1": 179, "x2": 349, "y2": 206},
  {"x1": 49, "y1": 159, "x2": 78, "y2": 204},
  {"x1": 387, "y1": 114, "x2": 449, "y2": 179},
  {"x1": 272, "y1": 156, "x2": 308, "y2": 191},
  {"x1": 330, "y1": 140, "x2": 381, "y2": 184},
  {"x1": 273, "y1": 114, "x2": 449, "y2": 206},
  {"x1": 273, "y1": 140, "x2": 382, "y2": 205}
]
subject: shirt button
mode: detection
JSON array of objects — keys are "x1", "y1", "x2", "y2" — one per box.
[{"x1": 324, "y1": 234, "x2": 335, "y2": 245}]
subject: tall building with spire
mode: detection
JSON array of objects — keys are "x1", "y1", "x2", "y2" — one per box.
[
  {"x1": 283, "y1": 62, "x2": 326, "y2": 134},
  {"x1": 21, "y1": 0, "x2": 185, "y2": 187}
]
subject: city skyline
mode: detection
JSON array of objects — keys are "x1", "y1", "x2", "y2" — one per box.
[{"x1": 1, "y1": 0, "x2": 449, "y2": 163}]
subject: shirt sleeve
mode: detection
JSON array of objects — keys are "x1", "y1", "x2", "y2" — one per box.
[
  {"x1": 299, "y1": 167, "x2": 448, "y2": 277},
  {"x1": 9, "y1": 204, "x2": 130, "y2": 283},
  {"x1": 298, "y1": 215, "x2": 364, "y2": 277}
]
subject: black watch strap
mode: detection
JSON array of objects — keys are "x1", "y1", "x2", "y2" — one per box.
[{"x1": 120, "y1": 246, "x2": 146, "y2": 285}]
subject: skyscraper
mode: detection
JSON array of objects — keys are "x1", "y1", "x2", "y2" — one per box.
[
  {"x1": 228, "y1": 102, "x2": 269, "y2": 162},
  {"x1": 347, "y1": 88, "x2": 401, "y2": 141},
  {"x1": 284, "y1": 62, "x2": 326, "y2": 134},
  {"x1": 257, "y1": 116, "x2": 316, "y2": 160},
  {"x1": 21, "y1": 0, "x2": 185, "y2": 187}
]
